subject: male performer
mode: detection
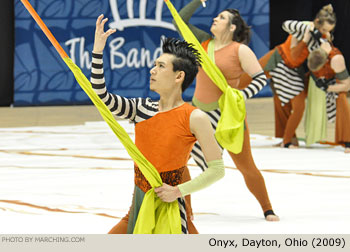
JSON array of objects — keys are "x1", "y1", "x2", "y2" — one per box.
[{"x1": 91, "y1": 15, "x2": 225, "y2": 233}]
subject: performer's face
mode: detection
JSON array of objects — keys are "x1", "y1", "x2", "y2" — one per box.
[
  {"x1": 210, "y1": 11, "x2": 234, "y2": 36},
  {"x1": 316, "y1": 21, "x2": 335, "y2": 35},
  {"x1": 149, "y1": 53, "x2": 181, "y2": 93}
]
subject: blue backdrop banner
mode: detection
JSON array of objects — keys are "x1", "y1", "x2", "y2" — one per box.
[{"x1": 14, "y1": 0, "x2": 270, "y2": 106}]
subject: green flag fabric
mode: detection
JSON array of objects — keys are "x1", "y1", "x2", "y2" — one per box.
[{"x1": 305, "y1": 76, "x2": 327, "y2": 146}]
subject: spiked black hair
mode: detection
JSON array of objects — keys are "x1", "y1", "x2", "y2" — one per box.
[{"x1": 161, "y1": 37, "x2": 202, "y2": 92}]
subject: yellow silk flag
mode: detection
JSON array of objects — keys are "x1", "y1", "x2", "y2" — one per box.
[
  {"x1": 164, "y1": 0, "x2": 246, "y2": 154},
  {"x1": 20, "y1": 0, "x2": 181, "y2": 234},
  {"x1": 304, "y1": 77, "x2": 327, "y2": 146}
]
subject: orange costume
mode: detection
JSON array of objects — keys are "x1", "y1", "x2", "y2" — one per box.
[
  {"x1": 191, "y1": 39, "x2": 274, "y2": 216},
  {"x1": 312, "y1": 47, "x2": 350, "y2": 146},
  {"x1": 270, "y1": 35, "x2": 308, "y2": 146},
  {"x1": 241, "y1": 34, "x2": 310, "y2": 146},
  {"x1": 241, "y1": 19, "x2": 332, "y2": 147},
  {"x1": 91, "y1": 51, "x2": 201, "y2": 233},
  {"x1": 108, "y1": 103, "x2": 199, "y2": 234},
  {"x1": 109, "y1": 103, "x2": 198, "y2": 234},
  {"x1": 177, "y1": 0, "x2": 275, "y2": 219}
]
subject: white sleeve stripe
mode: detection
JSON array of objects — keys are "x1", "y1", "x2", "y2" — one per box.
[
  {"x1": 242, "y1": 89, "x2": 253, "y2": 99},
  {"x1": 109, "y1": 95, "x2": 123, "y2": 114},
  {"x1": 101, "y1": 92, "x2": 111, "y2": 103},
  {"x1": 250, "y1": 83, "x2": 262, "y2": 93},
  {"x1": 94, "y1": 88, "x2": 107, "y2": 96},
  {"x1": 246, "y1": 86, "x2": 256, "y2": 95},
  {"x1": 91, "y1": 68, "x2": 104, "y2": 74},
  {"x1": 91, "y1": 58, "x2": 103, "y2": 64},
  {"x1": 111, "y1": 95, "x2": 134, "y2": 120},
  {"x1": 254, "y1": 76, "x2": 267, "y2": 86},
  {"x1": 90, "y1": 78, "x2": 105, "y2": 85},
  {"x1": 137, "y1": 104, "x2": 155, "y2": 115}
]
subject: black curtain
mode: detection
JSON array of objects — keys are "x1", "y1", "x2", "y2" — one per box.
[
  {"x1": 0, "y1": 0, "x2": 14, "y2": 106},
  {"x1": 270, "y1": 0, "x2": 350, "y2": 70}
]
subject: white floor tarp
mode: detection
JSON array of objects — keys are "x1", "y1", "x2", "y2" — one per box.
[{"x1": 0, "y1": 121, "x2": 349, "y2": 234}]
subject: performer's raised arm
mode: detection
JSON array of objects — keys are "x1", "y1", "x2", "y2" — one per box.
[
  {"x1": 282, "y1": 20, "x2": 309, "y2": 41},
  {"x1": 91, "y1": 14, "x2": 143, "y2": 121},
  {"x1": 172, "y1": 0, "x2": 211, "y2": 43}
]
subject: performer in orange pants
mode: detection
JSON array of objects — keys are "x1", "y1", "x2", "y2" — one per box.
[
  {"x1": 177, "y1": 0, "x2": 279, "y2": 221},
  {"x1": 240, "y1": 37, "x2": 308, "y2": 147},
  {"x1": 273, "y1": 90, "x2": 307, "y2": 144}
]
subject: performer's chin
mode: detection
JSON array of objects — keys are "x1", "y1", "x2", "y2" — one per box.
[{"x1": 150, "y1": 83, "x2": 156, "y2": 92}]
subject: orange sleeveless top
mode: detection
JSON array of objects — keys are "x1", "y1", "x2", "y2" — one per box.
[
  {"x1": 193, "y1": 39, "x2": 244, "y2": 104},
  {"x1": 313, "y1": 47, "x2": 341, "y2": 79},
  {"x1": 134, "y1": 103, "x2": 197, "y2": 192}
]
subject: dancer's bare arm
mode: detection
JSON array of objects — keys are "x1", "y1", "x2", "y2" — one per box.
[
  {"x1": 327, "y1": 55, "x2": 350, "y2": 92},
  {"x1": 238, "y1": 44, "x2": 268, "y2": 99},
  {"x1": 239, "y1": 44, "x2": 263, "y2": 76}
]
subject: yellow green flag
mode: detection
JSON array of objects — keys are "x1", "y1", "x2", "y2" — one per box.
[{"x1": 304, "y1": 76, "x2": 327, "y2": 145}]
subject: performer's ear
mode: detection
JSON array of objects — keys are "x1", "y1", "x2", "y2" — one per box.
[
  {"x1": 175, "y1": 71, "x2": 185, "y2": 85},
  {"x1": 230, "y1": 24, "x2": 236, "y2": 33}
]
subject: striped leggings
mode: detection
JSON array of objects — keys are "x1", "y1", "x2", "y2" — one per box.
[{"x1": 191, "y1": 108, "x2": 273, "y2": 214}]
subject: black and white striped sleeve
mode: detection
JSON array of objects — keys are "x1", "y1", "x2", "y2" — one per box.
[
  {"x1": 282, "y1": 20, "x2": 320, "y2": 51},
  {"x1": 90, "y1": 52, "x2": 137, "y2": 120},
  {"x1": 282, "y1": 20, "x2": 308, "y2": 41},
  {"x1": 240, "y1": 71, "x2": 267, "y2": 100}
]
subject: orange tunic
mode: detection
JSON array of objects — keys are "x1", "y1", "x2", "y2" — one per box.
[
  {"x1": 134, "y1": 103, "x2": 197, "y2": 192},
  {"x1": 277, "y1": 35, "x2": 309, "y2": 68},
  {"x1": 191, "y1": 40, "x2": 273, "y2": 214},
  {"x1": 193, "y1": 39, "x2": 244, "y2": 104}
]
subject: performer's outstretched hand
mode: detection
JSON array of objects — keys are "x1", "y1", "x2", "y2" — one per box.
[
  {"x1": 155, "y1": 183, "x2": 182, "y2": 203},
  {"x1": 93, "y1": 14, "x2": 116, "y2": 53}
]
